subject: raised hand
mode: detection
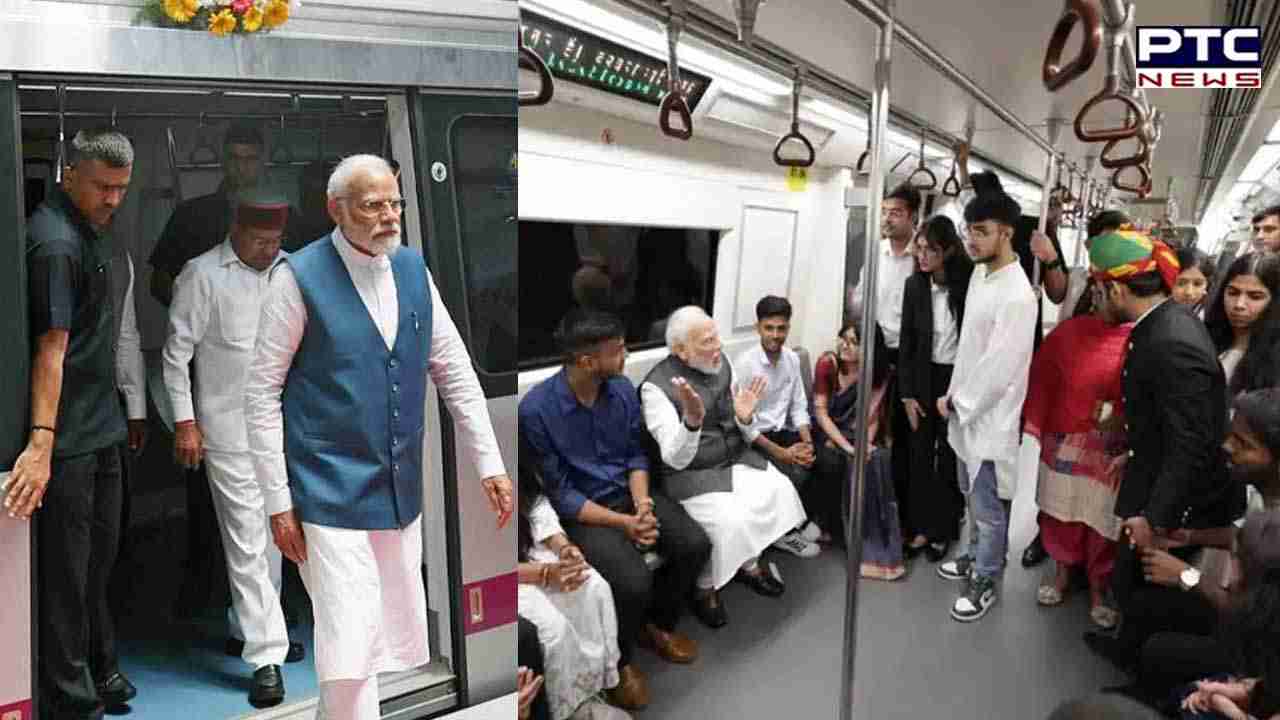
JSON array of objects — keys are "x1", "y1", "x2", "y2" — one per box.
[
  {"x1": 670, "y1": 377, "x2": 706, "y2": 428},
  {"x1": 733, "y1": 376, "x2": 768, "y2": 424}
]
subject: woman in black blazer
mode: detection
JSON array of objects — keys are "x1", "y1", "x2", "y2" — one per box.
[{"x1": 898, "y1": 216, "x2": 973, "y2": 561}]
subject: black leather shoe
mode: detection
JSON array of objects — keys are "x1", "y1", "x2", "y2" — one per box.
[
  {"x1": 691, "y1": 592, "x2": 727, "y2": 629},
  {"x1": 249, "y1": 665, "x2": 286, "y2": 708},
  {"x1": 96, "y1": 671, "x2": 137, "y2": 708},
  {"x1": 735, "y1": 569, "x2": 785, "y2": 597},
  {"x1": 227, "y1": 638, "x2": 306, "y2": 663},
  {"x1": 923, "y1": 540, "x2": 951, "y2": 563},
  {"x1": 1084, "y1": 631, "x2": 1137, "y2": 673},
  {"x1": 1021, "y1": 533, "x2": 1048, "y2": 568}
]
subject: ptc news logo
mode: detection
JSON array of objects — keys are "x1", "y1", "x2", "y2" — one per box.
[{"x1": 1136, "y1": 26, "x2": 1262, "y2": 88}]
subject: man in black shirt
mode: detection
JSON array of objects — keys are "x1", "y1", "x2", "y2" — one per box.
[
  {"x1": 4, "y1": 127, "x2": 143, "y2": 717},
  {"x1": 148, "y1": 122, "x2": 307, "y2": 306}
]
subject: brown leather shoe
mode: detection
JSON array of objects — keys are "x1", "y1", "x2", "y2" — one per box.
[
  {"x1": 606, "y1": 665, "x2": 649, "y2": 710},
  {"x1": 640, "y1": 623, "x2": 698, "y2": 664}
]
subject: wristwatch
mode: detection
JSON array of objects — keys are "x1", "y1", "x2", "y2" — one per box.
[
  {"x1": 1178, "y1": 567, "x2": 1202, "y2": 592},
  {"x1": 1043, "y1": 257, "x2": 1065, "y2": 271}
]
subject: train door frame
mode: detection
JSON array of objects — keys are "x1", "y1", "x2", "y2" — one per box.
[{"x1": 409, "y1": 89, "x2": 518, "y2": 707}]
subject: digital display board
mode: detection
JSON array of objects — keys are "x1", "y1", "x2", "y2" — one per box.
[{"x1": 520, "y1": 10, "x2": 712, "y2": 112}]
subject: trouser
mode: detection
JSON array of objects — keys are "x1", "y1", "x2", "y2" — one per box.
[
  {"x1": 518, "y1": 616, "x2": 551, "y2": 720},
  {"x1": 811, "y1": 441, "x2": 850, "y2": 544},
  {"x1": 564, "y1": 493, "x2": 710, "y2": 666},
  {"x1": 1112, "y1": 541, "x2": 1215, "y2": 657},
  {"x1": 762, "y1": 429, "x2": 811, "y2": 494},
  {"x1": 904, "y1": 363, "x2": 962, "y2": 542},
  {"x1": 885, "y1": 353, "x2": 913, "y2": 537},
  {"x1": 1138, "y1": 632, "x2": 1232, "y2": 702},
  {"x1": 958, "y1": 459, "x2": 1011, "y2": 581},
  {"x1": 204, "y1": 450, "x2": 289, "y2": 669},
  {"x1": 38, "y1": 446, "x2": 123, "y2": 720}
]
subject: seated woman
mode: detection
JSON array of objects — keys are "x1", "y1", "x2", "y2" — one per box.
[
  {"x1": 518, "y1": 461, "x2": 630, "y2": 720},
  {"x1": 810, "y1": 321, "x2": 899, "y2": 579},
  {"x1": 1023, "y1": 278, "x2": 1131, "y2": 629},
  {"x1": 1111, "y1": 389, "x2": 1280, "y2": 707}
]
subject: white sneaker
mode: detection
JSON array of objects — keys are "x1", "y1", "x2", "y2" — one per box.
[
  {"x1": 797, "y1": 521, "x2": 822, "y2": 543},
  {"x1": 773, "y1": 531, "x2": 820, "y2": 558}
]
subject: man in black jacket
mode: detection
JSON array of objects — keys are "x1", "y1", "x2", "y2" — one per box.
[{"x1": 1081, "y1": 229, "x2": 1243, "y2": 669}]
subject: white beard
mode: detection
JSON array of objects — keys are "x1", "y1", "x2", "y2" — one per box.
[
  {"x1": 368, "y1": 232, "x2": 401, "y2": 256},
  {"x1": 687, "y1": 356, "x2": 720, "y2": 375}
]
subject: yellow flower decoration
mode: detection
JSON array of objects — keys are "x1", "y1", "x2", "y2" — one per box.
[
  {"x1": 162, "y1": 0, "x2": 198, "y2": 23},
  {"x1": 242, "y1": 6, "x2": 264, "y2": 32},
  {"x1": 264, "y1": 0, "x2": 290, "y2": 29},
  {"x1": 209, "y1": 9, "x2": 237, "y2": 36}
]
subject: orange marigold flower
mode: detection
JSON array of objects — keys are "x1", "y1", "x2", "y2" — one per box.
[
  {"x1": 263, "y1": 0, "x2": 289, "y2": 28},
  {"x1": 242, "y1": 6, "x2": 264, "y2": 32},
  {"x1": 162, "y1": 0, "x2": 198, "y2": 23},
  {"x1": 209, "y1": 8, "x2": 237, "y2": 35}
]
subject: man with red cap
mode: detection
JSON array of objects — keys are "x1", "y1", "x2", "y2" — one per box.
[{"x1": 163, "y1": 188, "x2": 302, "y2": 708}]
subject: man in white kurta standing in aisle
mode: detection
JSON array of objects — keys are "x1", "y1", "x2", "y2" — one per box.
[
  {"x1": 243, "y1": 155, "x2": 514, "y2": 720},
  {"x1": 935, "y1": 185, "x2": 1037, "y2": 623},
  {"x1": 163, "y1": 190, "x2": 307, "y2": 709}
]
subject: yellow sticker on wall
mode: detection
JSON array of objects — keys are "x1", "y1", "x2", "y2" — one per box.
[{"x1": 786, "y1": 166, "x2": 808, "y2": 192}]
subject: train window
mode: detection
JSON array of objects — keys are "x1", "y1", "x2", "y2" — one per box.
[
  {"x1": 518, "y1": 222, "x2": 719, "y2": 369},
  {"x1": 451, "y1": 115, "x2": 518, "y2": 376}
]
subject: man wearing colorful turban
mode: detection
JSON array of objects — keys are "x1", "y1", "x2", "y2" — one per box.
[{"x1": 1082, "y1": 228, "x2": 1243, "y2": 673}]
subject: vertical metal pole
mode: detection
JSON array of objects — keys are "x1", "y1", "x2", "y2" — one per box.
[
  {"x1": 840, "y1": 6, "x2": 891, "y2": 720},
  {"x1": 1033, "y1": 119, "x2": 1062, "y2": 288}
]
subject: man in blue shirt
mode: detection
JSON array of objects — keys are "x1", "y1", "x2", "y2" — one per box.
[{"x1": 520, "y1": 309, "x2": 710, "y2": 709}]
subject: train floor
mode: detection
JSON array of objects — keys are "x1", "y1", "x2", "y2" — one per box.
[
  {"x1": 105, "y1": 477, "x2": 321, "y2": 719},
  {"x1": 631, "y1": 467, "x2": 1128, "y2": 719}
]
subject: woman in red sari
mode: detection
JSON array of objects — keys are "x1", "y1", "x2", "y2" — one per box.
[{"x1": 1023, "y1": 280, "x2": 1132, "y2": 628}]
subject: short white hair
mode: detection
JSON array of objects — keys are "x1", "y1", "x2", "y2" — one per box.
[
  {"x1": 327, "y1": 154, "x2": 395, "y2": 198},
  {"x1": 665, "y1": 305, "x2": 710, "y2": 349}
]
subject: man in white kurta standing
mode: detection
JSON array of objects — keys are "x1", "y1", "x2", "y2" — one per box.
[
  {"x1": 935, "y1": 187, "x2": 1037, "y2": 623},
  {"x1": 243, "y1": 155, "x2": 514, "y2": 720},
  {"x1": 640, "y1": 305, "x2": 808, "y2": 628},
  {"x1": 163, "y1": 191, "x2": 306, "y2": 708}
]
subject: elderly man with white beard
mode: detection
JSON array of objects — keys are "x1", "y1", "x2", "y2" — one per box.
[
  {"x1": 244, "y1": 155, "x2": 514, "y2": 720},
  {"x1": 639, "y1": 305, "x2": 809, "y2": 628}
]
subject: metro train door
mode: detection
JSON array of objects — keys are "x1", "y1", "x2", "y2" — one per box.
[
  {"x1": 0, "y1": 74, "x2": 34, "y2": 720},
  {"x1": 409, "y1": 91, "x2": 517, "y2": 707}
]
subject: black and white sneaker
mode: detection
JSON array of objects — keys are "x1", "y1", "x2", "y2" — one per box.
[
  {"x1": 950, "y1": 575, "x2": 997, "y2": 622},
  {"x1": 936, "y1": 554, "x2": 973, "y2": 581}
]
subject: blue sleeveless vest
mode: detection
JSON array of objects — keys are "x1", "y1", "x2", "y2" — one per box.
[{"x1": 281, "y1": 239, "x2": 432, "y2": 530}]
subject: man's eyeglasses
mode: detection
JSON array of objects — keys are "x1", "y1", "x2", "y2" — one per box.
[
  {"x1": 882, "y1": 208, "x2": 909, "y2": 219},
  {"x1": 342, "y1": 197, "x2": 407, "y2": 215}
]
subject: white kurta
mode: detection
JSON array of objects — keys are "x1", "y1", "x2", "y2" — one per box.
[
  {"x1": 946, "y1": 260, "x2": 1037, "y2": 500},
  {"x1": 243, "y1": 229, "x2": 506, "y2": 686},
  {"x1": 163, "y1": 239, "x2": 290, "y2": 668},
  {"x1": 115, "y1": 252, "x2": 146, "y2": 421},
  {"x1": 518, "y1": 496, "x2": 620, "y2": 720},
  {"x1": 640, "y1": 359, "x2": 806, "y2": 590}
]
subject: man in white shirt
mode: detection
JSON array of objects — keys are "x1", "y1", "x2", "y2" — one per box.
[
  {"x1": 640, "y1": 306, "x2": 809, "y2": 628},
  {"x1": 935, "y1": 187, "x2": 1038, "y2": 622},
  {"x1": 850, "y1": 184, "x2": 921, "y2": 541},
  {"x1": 243, "y1": 155, "x2": 513, "y2": 720},
  {"x1": 163, "y1": 191, "x2": 302, "y2": 708},
  {"x1": 735, "y1": 295, "x2": 821, "y2": 554}
]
